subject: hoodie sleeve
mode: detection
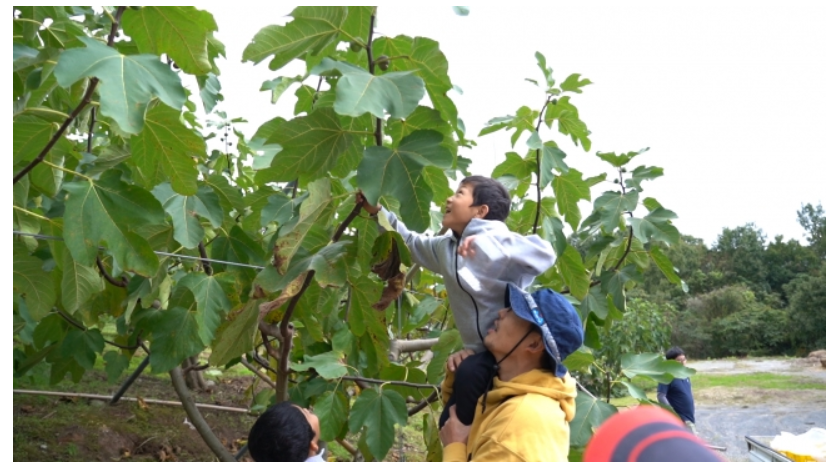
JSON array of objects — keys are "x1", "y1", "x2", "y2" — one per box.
[
  {"x1": 460, "y1": 230, "x2": 556, "y2": 291},
  {"x1": 380, "y1": 207, "x2": 447, "y2": 274}
]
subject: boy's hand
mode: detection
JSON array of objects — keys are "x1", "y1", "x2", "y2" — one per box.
[
  {"x1": 446, "y1": 349, "x2": 474, "y2": 373},
  {"x1": 457, "y1": 235, "x2": 477, "y2": 258},
  {"x1": 355, "y1": 190, "x2": 381, "y2": 215}
]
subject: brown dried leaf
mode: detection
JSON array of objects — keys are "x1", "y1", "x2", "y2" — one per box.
[
  {"x1": 137, "y1": 397, "x2": 148, "y2": 410},
  {"x1": 260, "y1": 271, "x2": 310, "y2": 324},
  {"x1": 373, "y1": 273, "x2": 405, "y2": 311}
]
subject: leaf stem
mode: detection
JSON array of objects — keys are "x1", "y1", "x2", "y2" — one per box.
[
  {"x1": 611, "y1": 166, "x2": 634, "y2": 271},
  {"x1": 87, "y1": 107, "x2": 96, "y2": 153},
  {"x1": 42, "y1": 160, "x2": 91, "y2": 180},
  {"x1": 365, "y1": 11, "x2": 383, "y2": 146},
  {"x1": 12, "y1": 205, "x2": 51, "y2": 221},
  {"x1": 532, "y1": 95, "x2": 553, "y2": 234},
  {"x1": 407, "y1": 390, "x2": 440, "y2": 416},
  {"x1": 12, "y1": 6, "x2": 125, "y2": 184}
]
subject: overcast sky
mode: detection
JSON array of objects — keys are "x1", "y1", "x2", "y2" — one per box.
[{"x1": 193, "y1": 2, "x2": 834, "y2": 246}]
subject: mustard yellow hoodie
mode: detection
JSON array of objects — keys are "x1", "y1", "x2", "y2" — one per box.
[{"x1": 441, "y1": 368, "x2": 577, "y2": 462}]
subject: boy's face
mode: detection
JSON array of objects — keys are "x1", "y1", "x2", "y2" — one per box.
[
  {"x1": 443, "y1": 183, "x2": 487, "y2": 235},
  {"x1": 294, "y1": 405, "x2": 321, "y2": 456}
]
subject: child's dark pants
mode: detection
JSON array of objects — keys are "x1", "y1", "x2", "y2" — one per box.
[{"x1": 438, "y1": 350, "x2": 496, "y2": 428}]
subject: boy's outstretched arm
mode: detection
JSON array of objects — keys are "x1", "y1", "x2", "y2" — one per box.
[{"x1": 356, "y1": 191, "x2": 446, "y2": 274}]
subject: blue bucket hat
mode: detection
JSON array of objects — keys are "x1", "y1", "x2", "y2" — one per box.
[{"x1": 505, "y1": 284, "x2": 584, "y2": 377}]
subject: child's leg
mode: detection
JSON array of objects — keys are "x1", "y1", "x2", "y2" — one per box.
[{"x1": 438, "y1": 350, "x2": 496, "y2": 428}]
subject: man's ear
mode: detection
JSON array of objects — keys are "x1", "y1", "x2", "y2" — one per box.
[
  {"x1": 526, "y1": 335, "x2": 544, "y2": 353},
  {"x1": 477, "y1": 204, "x2": 490, "y2": 218}
]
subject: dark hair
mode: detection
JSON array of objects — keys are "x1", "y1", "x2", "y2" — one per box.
[
  {"x1": 665, "y1": 346, "x2": 686, "y2": 361},
  {"x1": 461, "y1": 176, "x2": 511, "y2": 222},
  {"x1": 248, "y1": 401, "x2": 314, "y2": 462}
]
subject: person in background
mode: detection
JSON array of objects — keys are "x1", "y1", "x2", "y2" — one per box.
[
  {"x1": 247, "y1": 401, "x2": 325, "y2": 462},
  {"x1": 657, "y1": 346, "x2": 697, "y2": 434}
]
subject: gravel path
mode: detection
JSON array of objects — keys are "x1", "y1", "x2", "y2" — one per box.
[{"x1": 687, "y1": 358, "x2": 827, "y2": 461}]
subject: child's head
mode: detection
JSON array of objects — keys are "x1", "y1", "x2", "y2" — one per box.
[
  {"x1": 443, "y1": 176, "x2": 511, "y2": 235},
  {"x1": 248, "y1": 401, "x2": 321, "y2": 462}
]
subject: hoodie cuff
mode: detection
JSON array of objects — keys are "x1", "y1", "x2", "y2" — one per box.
[{"x1": 443, "y1": 443, "x2": 468, "y2": 462}]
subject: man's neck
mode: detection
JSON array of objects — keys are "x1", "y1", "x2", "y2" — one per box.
[{"x1": 496, "y1": 355, "x2": 541, "y2": 382}]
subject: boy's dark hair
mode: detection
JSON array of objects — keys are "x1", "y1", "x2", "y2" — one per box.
[
  {"x1": 248, "y1": 401, "x2": 314, "y2": 462},
  {"x1": 665, "y1": 346, "x2": 686, "y2": 361},
  {"x1": 461, "y1": 175, "x2": 511, "y2": 222}
]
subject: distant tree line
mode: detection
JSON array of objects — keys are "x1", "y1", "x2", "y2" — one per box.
[{"x1": 635, "y1": 203, "x2": 826, "y2": 358}]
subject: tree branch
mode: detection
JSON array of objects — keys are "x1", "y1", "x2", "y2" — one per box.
[
  {"x1": 611, "y1": 166, "x2": 635, "y2": 271},
  {"x1": 388, "y1": 338, "x2": 439, "y2": 361},
  {"x1": 198, "y1": 242, "x2": 213, "y2": 275},
  {"x1": 55, "y1": 307, "x2": 141, "y2": 351},
  {"x1": 86, "y1": 107, "x2": 96, "y2": 153},
  {"x1": 96, "y1": 255, "x2": 127, "y2": 287},
  {"x1": 240, "y1": 355, "x2": 276, "y2": 389},
  {"x1": 13, "y1": 6, "x2": 125, "y2": 184},
  {"x1": 408, "y1": 391, "x2": 439, "y2": 416},
  {"x1": 169, "y1": 367, "x2": 235, "y2": 462}
]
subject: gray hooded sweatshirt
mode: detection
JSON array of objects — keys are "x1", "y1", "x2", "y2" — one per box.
[{"x1": 381, "y1": 208, "x2": 556, "y2": 352}]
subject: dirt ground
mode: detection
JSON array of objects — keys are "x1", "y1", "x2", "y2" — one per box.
[{"x1": 688, "y1": 358, "x2": 827, "y2": 461}]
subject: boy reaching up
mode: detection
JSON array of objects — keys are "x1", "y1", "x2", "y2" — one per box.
[{"x1": 358, "y1": 176, "x2": 556, "y2": 427}]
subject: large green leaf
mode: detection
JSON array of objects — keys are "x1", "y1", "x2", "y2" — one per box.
[
  {"x1": 593, "y1": 190, "x2": 639, "y2": 233},
  {"x1": 13, "y1": 116, "x2": 54, "y2": 165},
  {"x1": 60, "y1": 329, "x2": 105, "y2": 370},
  {"x1": 289, "y1": 351, "x2": 348, "y2": 379},
  {"x1": 545, "y1": 96, "x2": 591, "y2": 151},
  {"x1": 358, "y1": 130, "x2": 454, "y2": 231},
  {"x1": 374, "y1": 36, "x2": 457, "y2": 130},
  {"x1": 205, "y1": 174, "x2": 245, "y2": 215},
  {"x1": 13, "y1": 241, "x2": 56, "y2": 321},
  {"x1": 479, "y1": 106, "x2": 538, "y2": 147},
  {"x1": 63, "y1": 171, "x2": 165, "y2": 277},
  {"x1": 578, "y1": 286, "x2": 608, "y2": 322},
  {"x1": 208, "y1": 301, "x2": 260, "y2": 366},
  {"x1": 629, "y1": 216, "x2": 680, "y2": 246},
  {"x1": 135, "y1": 307, "x2": 205, "y2": 373},
  {"x1": 260, "y1": 192, "x2": 294, "y2": 227},
  {"x1": 563, "y1": 349, "x2": 594, "y2": 373},
  {"x1": 552, "y1": 169, "x2": 591, "y2": 231},
  {"x1": 60, "y1": 249, "x2": 103, "y2": 314},
  {"x1": 242, "y1": 6, "x2": 347, "y2": 70},
  {"x1": 559, "y1": 73, "x2": 592, "y2": 94},
  {"x1": 313, "y1": 390, "x2": 349, "y2": 442},
  {"x1": 178, "y1": 272, "x2": 233, "y2": 345},
  {"x1": 386, "y1": 106, "x2": 456, "y2": 156},
  {"x1": 559, "y1": 246, "x2": 589, "y2": 300},
  {"x1": 625, "y1": 165, "x2": 663, "y2": 191},
  {"x1": 596, "y1": 147, "x2": 649, "y2": 168},
  {"x1": 348, "y1": 388, "x2": 408, "y2": 461},
  {"x1": 256, "y1": 108, "x2": 353, "y2": 183},
  {"x1": 151, "y1": 183, "x2": 222, "y2": 249},
  {"x1": 569, "y1": 393, "x2": 617, "y2": 447},
  {"x1": 600, "y1": 265, "x2": 640, "y2": 311},
  {"x1": 313, "y1": 58, "x2": 425, "y2": 120},
  {"x1": 131, "y1": 104, "x2": 204, "y2": 196},
  {"x1": 347, "y1": 276, "x2": 387, "y2": 338},
  {"x1": 649, "y1": 246, "x2": 681, "y2": 285},
  {"x1": 620, "y1": 353, "x2": 695, "y2": 384},
  {"x1": 122, "y1": 6, "x2": 217, "y2": 75},
  {"x1": 492, "y1": 152, "x2": 535, "y2": 199},
  {"x1": 540, "y1": 141, "x2": 569, "y2": 189},
  {"x1": 54, "y1": 37, "x2": 185, "y2": 134}
]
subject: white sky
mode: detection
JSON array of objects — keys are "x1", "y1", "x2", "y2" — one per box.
[{"x1": 194, "y1": 2, "x2": 834, "y2": 246}]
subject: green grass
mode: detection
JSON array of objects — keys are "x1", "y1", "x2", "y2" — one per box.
[
  {"x1": 690, "y1": 372, "x2": 825, "y2": 391},
  {"x1": 608, "y1": 371, "x2": 824, "y2": 407}
]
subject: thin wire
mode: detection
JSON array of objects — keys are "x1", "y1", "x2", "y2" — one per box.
[
  {"x1": 14, "y1": 230, "x2": 447, "y2": 300},
  {"x1": 12, "y1": 230, "x2": 263, "y2": 270}
]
